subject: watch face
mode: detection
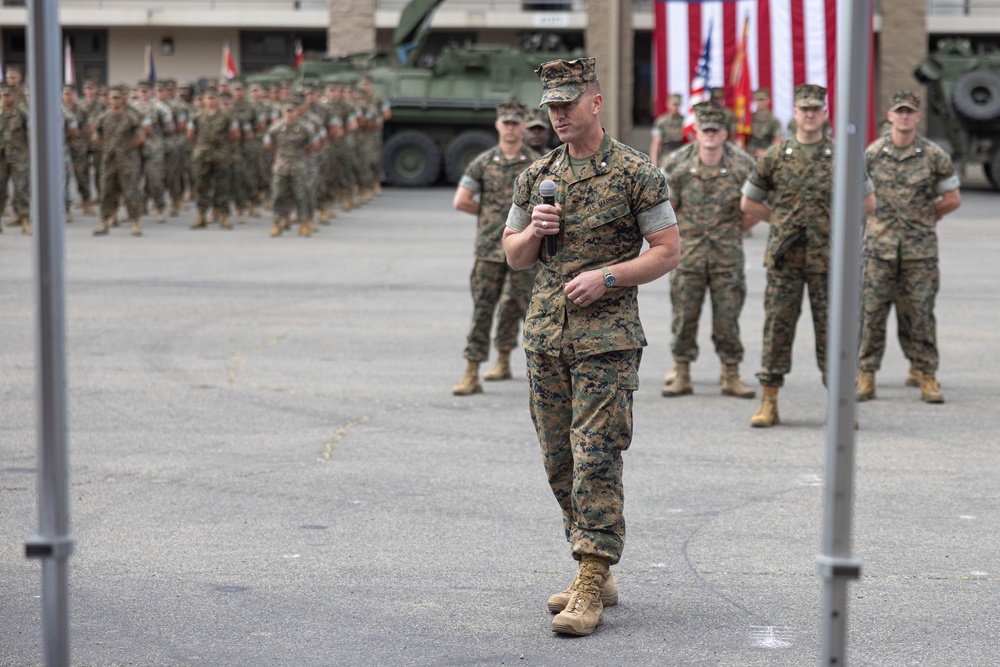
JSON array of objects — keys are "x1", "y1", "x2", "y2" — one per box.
[{"x1": 604, "y1": 274, "x2": 615, "y2": 287}]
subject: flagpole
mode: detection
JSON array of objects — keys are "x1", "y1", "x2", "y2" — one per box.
[
  {"x1": 819, "y1": 0, "x2": 870, "y2": 664},
  {"x1": 25, "y1": 0, "x2": 74, "y2": 663}
]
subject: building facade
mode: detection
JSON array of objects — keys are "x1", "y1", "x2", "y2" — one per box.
[{"x1": 0, "y1": 0, "x2": 996, "y2": 137}]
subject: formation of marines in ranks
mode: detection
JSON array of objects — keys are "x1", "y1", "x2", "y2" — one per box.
[{"x1": 0, "y1": 64, "x2": 390, "y2": 238}]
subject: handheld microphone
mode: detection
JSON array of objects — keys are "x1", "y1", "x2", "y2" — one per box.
[{"x1": 539, "y1": 179, "x2": 557, "y2": 257}]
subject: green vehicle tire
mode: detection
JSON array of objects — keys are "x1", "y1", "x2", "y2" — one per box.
[
  {"x1": 951, "y1": 69, "x2": 1000, "y2": 126},
  {"x1": 384, "y1": 130, "x2": 441, "y2": 187},
  {"x1": 444, "y1": 130, "x2": 497, "y2": 185}
]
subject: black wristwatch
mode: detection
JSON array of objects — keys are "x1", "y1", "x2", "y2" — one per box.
[{"x1": 601, "y1": 266, "x2": 616, "y2": 288}]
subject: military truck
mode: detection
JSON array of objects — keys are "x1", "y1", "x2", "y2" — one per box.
[
  {"x1": 915, "y1": 37, "x2": 1000, "y2": 189},
  {"x1": 300, "y1": 0, "x2": 580, "y2": 187}
]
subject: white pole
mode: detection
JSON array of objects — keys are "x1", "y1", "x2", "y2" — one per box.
[
  {"x1": 24, "y1": 2, "x2": 74, "y2": 666},
  {"x1": 819, "y1": 0, "x2": 870, "y2": 664}
]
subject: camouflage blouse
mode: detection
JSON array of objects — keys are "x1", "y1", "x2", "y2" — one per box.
[{"x1": 506, "y1": 132, "x2": 675, "y2": 358}]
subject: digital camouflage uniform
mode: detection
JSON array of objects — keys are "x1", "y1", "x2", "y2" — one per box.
[
  {"x1": 133, "y1": 92, "x2": 174, "y2": 216},
  {"x1": 328, "y1": 96, "x2": 359, "y2": 207},
  {"x1": 94, "y1": 103, "x2": 146, "y2": 222},
  {"x1": 67, "y1": 96, "x2": 92, "y2": 204},
  {"x1": 264, "y1": 113, "x2": 318, "y2": 226},
  {"x1": 459, "y1": 141, "x2": 541, "y2": 362},
  {"x1": 747, "y1": 109, "x2": 782, "y2": 156},
  {"x1": 662, "y1": 136, "x2": 755, "y2": 366},
  {"x1": 860, "y1": 133, "x2": 959, "y2": 375},
  {"x1": 742, "y1": 134, "x2": 838, "y2": 387},
  {"x1": 0, "y1": 94, "x2": 31, "y2": 223},
  {"x1": 77, "y1": 94, "x2": 107, "y2": 200},
  {"x1": 230, "y1": 91, "x2": 260, "y2": 216},
  {"x1": 163, "y1": 89, "x2": 190, "y2": 211},
  {"x1": 190, "y1": 107, "x2": 239, "y2": 217},
  {"x1": 651, "y1": 111, "x2": 685, "y2": 167},
  {"x1": 508, "y1": 129, "x2": 675, "y2": 565},
  {"x1": 62, "y1": 104, "x2": 80, "y2": 214}
]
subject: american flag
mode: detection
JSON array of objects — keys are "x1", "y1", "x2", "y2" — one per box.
[
  {"x1": 681, "y1": 24, "x2": 712, "y2": 140},
  {"x1": 652, "y1": 0, "x2": 875, "y2": 139}
]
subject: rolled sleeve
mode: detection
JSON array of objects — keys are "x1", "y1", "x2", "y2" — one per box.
[
  {"x1": 458, "y1": 174, "x2": 481, "y2": 196},
  {"x1": 505, "y1": 203, "x2": 530, "y2": 232},
  {"x1": 937, "y1": 173, "x2": 961, "y2": 194},
  {"x1": 741, "y1": 179, "x2": 769, "y2": 202},
  {"x1": 637, "y1": 200, "x2": 677, "y2": 235}
]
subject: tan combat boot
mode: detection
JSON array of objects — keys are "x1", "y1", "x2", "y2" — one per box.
[
  {"x1": 317, "y1": 208, "x2": 330, "y2": 225},
  {"x1": 248, "y1": 204, "x2": 260, "y2": 218},
  {"x1": 170, "y1": 200, "x2": 181, "y2": 217},
  {"x1": 905, "y1": 362, "x2": 923, "y2": 388},
  {"x1": 551, "y1": 556, "x2": 610, "y2": 636},
  {"x1": 270, "y1": 219, "x2": 285, "y2": 237},
  {"x1": 191, "y1": 211, "x2": 208, "y2": 229},
  {"x1": 920, "y1": 373, "x2": 944, "y2": 404},
  {"x1": 236, "y1": 207, "x2": 247, "y2": 224},
  {"x1": 750, "y1": 386, "x2": 780, "y2": 427},
  {"x1": 220, "y1": 212, "x2": 233, "y2": 230},
  {"x1": 156, "y1": 207, "x2": 166, "y2": 224},
  {"x1": 721, "y1": 363, "x2": 756, "y2": 398},
  {"x1": 548, "y1": 569, "x2": 618, "y2": 613},
  {"x1": 341, "y1": 194, "x2": 354, "y2": 212},
  {"x1": 21, "y1": 217, "x2": 31, "y2": 235},
  {"x1": 483, "y1": 350, "x2": 512, "y2": 381},
  {"x1": 298, "y1": 219, "x2": 312, "y2": 237},
  {"x1": 663, "y1": 361, "x2": 678, "y2": 386},
  {"x1": 129, "y1": 219, "x2": 142, "y2": 237},
  {"x1": 452, "y1": 361, "x2": 482, "y2": 396},
  {"x1": 856, "y1": 370, "x2": 876, "y2": 401},
  {"x1": 93, "y1": 218, "x2": 112, "y2": 236},
  {"x1": 6, "y1": 214, "x2": 22, "y2": 227},
  {"x1": 373, "y1": 181, "x2": 382, "y2": 196},
  {"x1": 661, "y1": 361, "x2": 693, "y2": 397},
  {"x1": 82, "y1": 199, "x2": 96, "y2": 216}
]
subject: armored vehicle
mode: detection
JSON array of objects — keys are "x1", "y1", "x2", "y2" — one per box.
[
  {"x1": 300, "y1": 0, "x2": 580, "y2": 187},
  {"x1": 915, "y1": 37, "x2": 1000, "y2": 189}
]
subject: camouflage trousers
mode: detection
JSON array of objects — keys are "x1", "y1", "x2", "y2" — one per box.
[
  {"x1": 859, "y1": 255, "x2": 939, "y2": 374},
  {"x1": 232, "y1": 143, "x2": 258, "y2": 210},
  {"x1": 757, "y1": 253, "x2": 828, "y2": 387},
  {"x1": 329, "y1": 138, "x2": 355, "y2": 200},
  {"x1": 141, "y1": 150, "x2": 167, "y2": 212},
  {"x1": 670, "y1": 266, "x2": 746, "y2": 364},
  {"x1": 164, "y1": 138, "x2": 186, "y2": 204},
  {"x1": 193, "y1": 155, "x2": 232, "y2": 215},
  {"x1": 271, "y1": 165, "x2": 311, "y2": 223},
  {"x1": 100, "y1": 159, "x2": 142, "y2": 221},
  {"x1": 463, "y1": 259, "x2": 537, "y2": 361},
  {"x1": 526, "y1": 348, "x2": 640, "y2": 565},
  {"x1": 69, "y1": 144, "x2": 91, "y2": 202},
  {"x1": 87, "y1": 146, "x2": 103, "y2": 199},
  {"x1": 0, "y1": 152, "x2": 31, "y2": 217}
]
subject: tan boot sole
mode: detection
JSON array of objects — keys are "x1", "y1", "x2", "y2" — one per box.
[{"x1": 551, "y1": 613, "x2": 604, "y2": 636}]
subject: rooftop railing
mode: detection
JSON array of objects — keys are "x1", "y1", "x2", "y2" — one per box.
[{"x1": 928, "y1": 0, "x2": 1000, "y2": 13}]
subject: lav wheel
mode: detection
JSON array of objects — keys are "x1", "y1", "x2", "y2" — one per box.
[
  {"x1": 443, "y1": 130, "x2": 497, "y2": 185},
  {"x1": 383, "y1": 130, "x2": 441, "y2": 187},
  {"x1": 951, "y1": 69, "x2": 1000, "y2": 126}
]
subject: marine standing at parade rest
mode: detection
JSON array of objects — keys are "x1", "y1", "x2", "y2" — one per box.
[
  {"x1": 64, "y1": 84, "x2": 93, "y2": 218},
  {"x1": 0, "y1": 83, "x2": 31, "y2": 234},
  {"x1": 856, "y1": 91, "x2": 961, "y2": 404},
  {"x1": 188, "y1": 87, "x2": 240, "y2": 230},
  {"x1": 61, "y1": 89, "x2": 81, "y2": 223},
  {"x1": 659, "y1": 102, "x2": 757, "y2": 399},
  {"x1": 77, "y1": 80, "x2": 107, "y2": 210},
  {"x1": 451, "y1": 100, "x2": 541, "y2": 395},
  {"x1": 740, "y1": 84, "x2": 876, "y2": 427},
  {"x1": 263, "y1": 100, "x2": 320, "y2": 238},
  {"x1": 747, "y1": 88, "x2": 783, "y2": 158},
  {"x1": 91, "y1": 85, "x2": 147, "y2": 237},
  {"x1": 503, "y1": 57, "x2": 680, "y2": 636},
  {"x1": 649, "y1": 93, "x2": 685, "y2": 168}
]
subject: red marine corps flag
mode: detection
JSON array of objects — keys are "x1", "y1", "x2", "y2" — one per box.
[
  {"x1": 730, "y1": 15, "x2": 753, "y2": 147},
  {"x1": 652, "y1": 0, "x2": 876, "y2": 139},
  {"x1": 221, "y1": 42, "x2": 237, "y2": 80}
]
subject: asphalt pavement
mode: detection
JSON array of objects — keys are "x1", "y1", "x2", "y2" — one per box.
[{"x1": 1, "y1": 180, "x2": 998, "y2": 666}]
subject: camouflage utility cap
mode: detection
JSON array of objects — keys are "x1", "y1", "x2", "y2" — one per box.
[
  {"x1": 694, "y1": 102, "x2": 726, "y2": 131},
  {"x1": 62, "y1": 84, "x2": 76, "y2": 94},
  {"x1": 497, "y1": 99, "x2": 528, "y2": 122},
  {"x1": 889, "y1": 91, "x2": 920, "y2": 112},
  {"x1": 668, "y1": 93, "x2": 682, "y2": 104},
  {"x1": 525, "y1": 108, "x2": 549, "y2": 129},
  {"x1": 795, "y1": 84, "x2": 826, "y2": 108},
  {"x1": 535, "y1": 57, "x2": 598, "y2": 106}
]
